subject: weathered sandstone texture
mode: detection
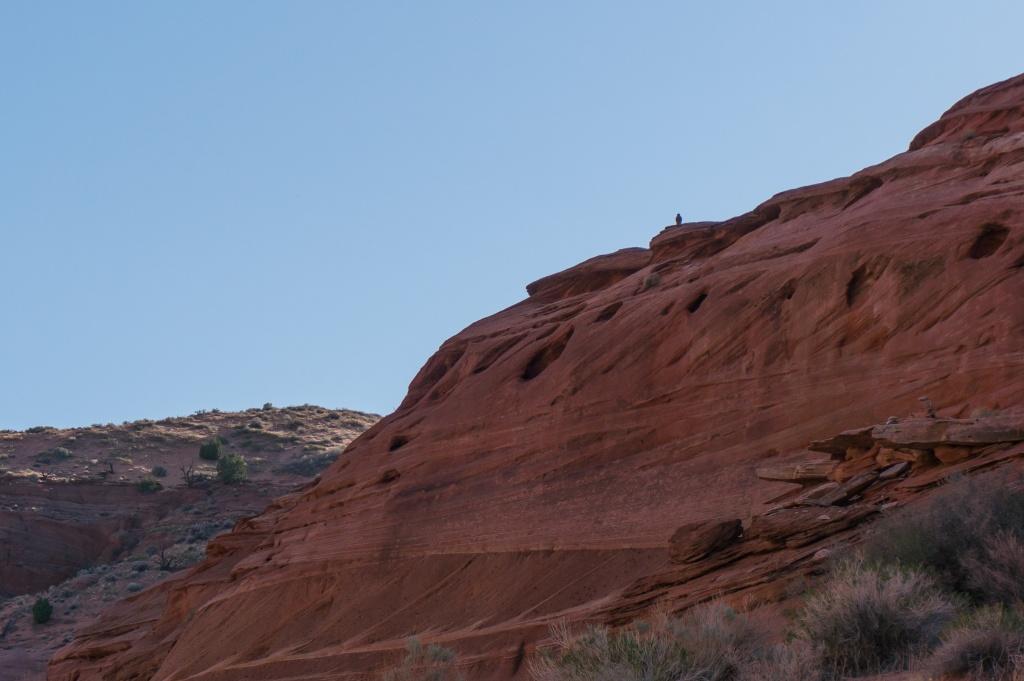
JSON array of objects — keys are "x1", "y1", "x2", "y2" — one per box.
[{"x1": 50, "y1": 74, "x2": 1024, "y2": 681}]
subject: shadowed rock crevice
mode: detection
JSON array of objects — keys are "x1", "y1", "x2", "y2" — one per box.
[
  {"x1": 968, "y1": 223, "x2": 1009, "y2": 259},
  {"x1": 521, "y1": 326, "x2": 575, "y2": 380},
  {"x1": 687, "y1": 292, "x2": 708, "y2": 313},
  {"x1": 593, "y1": 301, "x2": 623, "y2": 323},
  {"x1": 842, "y1": 175, "x2": 884, "y2": 208},
  {"x1": 472, "y1": 334, "x2": 527, "y2": 375},
  {"x1": 400, "y1": 343, "x2": 468, "y2": 409},
  {"x1": 845, "y1": 265, "x2": 868, "y2": 307}
]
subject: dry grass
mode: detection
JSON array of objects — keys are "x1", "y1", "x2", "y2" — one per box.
[
  {"x1": 530, "y1": 603, "x2": 770, "y2": 681},
  {"x1": 736, "y1": 641, "x2": 820, "y2": 681},
  {"x1": 382, "y1": 638, "x2": 460, "y2": 681}
]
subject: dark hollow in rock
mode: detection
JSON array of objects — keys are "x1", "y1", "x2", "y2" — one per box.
[
  {"x1": 846, "y1": 264, "x2": 868, "y2": 307},
  {"x1": 521, "y1": 327, "x2": 575, "y2": 381},
  {"x1": 594, "y1": 301, "x2": 623, "y2": 323},
  {"x1": 968, "y1": 223, "x2": 1009, "y2": 259}
]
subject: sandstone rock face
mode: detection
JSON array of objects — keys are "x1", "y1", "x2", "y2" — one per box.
[
  {"x1": 51, "y1": 75, "x2": 1024, "y2": 681},
  {"x1": 669, "y1": 519, "x2": 742, "y2": 564}
]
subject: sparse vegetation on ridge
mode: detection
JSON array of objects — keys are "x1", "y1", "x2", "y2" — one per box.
[
  {"x1": 0, "y1": 405, "x2": 379, "y2": 676},
  {"x1": 136, "y1": 476, "x2": 163, "y2": 493}
]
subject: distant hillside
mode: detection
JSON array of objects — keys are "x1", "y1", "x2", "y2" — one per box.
[{"x1": 0, "y1": 405, "x2": 377, "y2": 681}]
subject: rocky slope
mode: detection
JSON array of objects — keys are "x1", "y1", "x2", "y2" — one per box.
[
  {"x1": 49, "y1": 74, "x2": 1024, "y2": 681},
  {"x1": 0, "y1": 405, "x2": 377, "y2": 681}
]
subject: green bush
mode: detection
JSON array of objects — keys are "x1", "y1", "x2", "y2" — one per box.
[
  {"x1": 216, "y1": 453, "x2": 248, "y2": 484},
  {"x1": 198, "y1": 437, "x2": 223, "y2": 461},
  {"x1": 32, "y1": 597, "x2": 53, "y2": 624},
  {"x1": 798, "y1": 560, "x2": 956, "y2": 678},
  {"x1": 136, "y1": 476, "x2": 163, "y2": 494},
  {"x1": 383, "y1": 638, "x2": 460, "y2": 681},
  {"x1": 860, "y1": 473, "x2": 1024, "y2": 601},
  {"x1": 151, "y1": 465, "x2": 168, "y2": 477}
]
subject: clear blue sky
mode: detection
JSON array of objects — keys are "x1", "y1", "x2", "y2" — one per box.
[{"x1": 1, "y1": 2, "x2": 1021, "y2": 429}]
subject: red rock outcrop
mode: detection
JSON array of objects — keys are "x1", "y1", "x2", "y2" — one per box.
[{"x1": 50, "y1": 74, "x2": 1024, "y2": 681}]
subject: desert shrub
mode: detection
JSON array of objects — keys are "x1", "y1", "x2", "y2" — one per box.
[
  {"x1": 126, "y1": 582, "x2": 143, "y2": 593},
  {"x1": 274, "y1": 450, "x2": 341, "y2": 476},
  {"x1": 926, "y1": 607, "x2": 1024, "y2": 681},
  {"x1": 198, "y1": 437, "x2": 223, "y2": 461},
  {"x1": 531, "y1": 603, "x2": 768, "y2": 681},
  {"x1": 531, "y1": 622, "x2": 690, "y2": 681},
  {"x1": 964, "y1": 532, "x2": 1024, "y2": 604},
  {"x1": 860, "y1": 473, "x2": 1024, "y2": 601},
  {"x1": 383, "y1": 638, "x2": 460, "y2": 681},
  {"x1": 32, "y1": 597, "x2": 53, "y2": 624},
  {"x1": 737, "y1": 641, "x2": 820, "y2": 681},
  {"x1": 668, "y1": 602, "x2": 768, "y2": 679},
  {"x1": 158, "y1": 545, "x2": 203, "y2": 571},
  {"x1": 798, "y1": 560, "x2": 956, "y2": 678},
  {"x1": 216, "y1": 453, "x2": 248, "y2": 484},
  {"x1": 186, "y1": 520, "x2": 225, "y2": 543},
  {"x1": 151, "y1": 465, "x2": 168, "y2": 477},
  {"x1": 136, "y1": 476, "x2": 163, "y2": 493},
  {"x1": 34, "y1": 447, "x2": 73, "y2": 464},
  {"x1": 641, "y1": 273, "x2": 661, "y2": 291}
]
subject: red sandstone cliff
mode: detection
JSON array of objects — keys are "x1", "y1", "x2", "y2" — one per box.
[{"x1": 49, "y1": 74, "x2": 1024, "y2": 681}]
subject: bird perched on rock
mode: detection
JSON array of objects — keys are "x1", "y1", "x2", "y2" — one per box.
[{"x1": 675, "y1": 213, "x2": 682, "y2": 225}]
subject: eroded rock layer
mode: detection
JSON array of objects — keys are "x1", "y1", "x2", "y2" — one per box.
[{"x1": 50, "y1": 74, "x2": 1024, "y2": 681}]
